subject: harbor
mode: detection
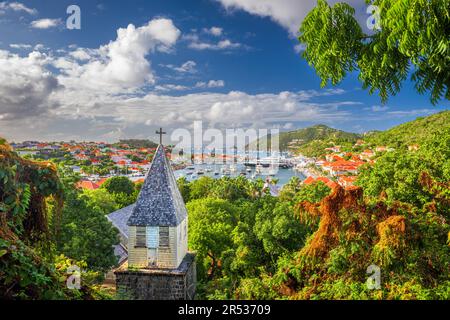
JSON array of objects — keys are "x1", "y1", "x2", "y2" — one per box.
[{"x1": 172, "y1": 150, "x2": 315, "y2": 186}]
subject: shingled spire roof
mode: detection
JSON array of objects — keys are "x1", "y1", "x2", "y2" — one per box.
[{"x1": 127, "y1": 145, "x2": 187, "y2": 227}]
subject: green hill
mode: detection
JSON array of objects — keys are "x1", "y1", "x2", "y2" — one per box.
[
  {"x1": 114, "y1": 139, "x2": 158, "y2": 149},
  {"x1": 250, "y1": 124, "x2": 361, "y2": 153},
  {"x1": 366, "y1": 110, "x2": 450, "y2": 148}
]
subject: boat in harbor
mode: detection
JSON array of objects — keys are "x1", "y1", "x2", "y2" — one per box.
[
  {"x1": 221, "y1": 165, "x2": 231, "y2": 175},
  {"x1": 268, "y1": 166, "x2": 277, "y2": 176},
  {"x1": 261, "y1": 155, "x2": 293, "y2": 169},
  {"x1": 255, "y1": 164, "x2": 263, "y2": 174}
]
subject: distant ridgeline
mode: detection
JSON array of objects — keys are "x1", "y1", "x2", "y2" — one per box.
[
  {"x1": 251, "y1": 111, "x2": 450, "y2": 157},
  {"x1": 114, "y1": 139, "x2": 159, "y2": 149},
  {"x1": 364, "y1": 110, "x2": 450, "y2": 148},
  {"x1": 249, "y1": 124, "x2": 361, "y2": 156}
]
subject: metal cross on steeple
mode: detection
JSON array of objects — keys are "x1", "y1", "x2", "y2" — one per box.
[{"x1": 156, "y1": 127, "x2": 166, "y2": 145}]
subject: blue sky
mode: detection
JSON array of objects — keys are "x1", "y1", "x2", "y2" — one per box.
[{"x1": 0, "y1": 0, "x2": 448, "y2": 142}]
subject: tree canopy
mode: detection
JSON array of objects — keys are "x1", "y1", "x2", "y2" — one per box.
[
  {"x1": 299, "y1": 0, "x2": 450, "y2": 104},
  {"x1": 101, "y1": 176, "x2": 139, "y2": 208},
  {"x1": 0, "y1": 139, "x2": 112, "y2": 299},
  {"x1": 102, "y1": 176, "x2": 135, "y2": 196}
]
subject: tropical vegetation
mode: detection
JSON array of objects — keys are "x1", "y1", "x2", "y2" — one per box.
[{"x1": 299, "y1": 0, "x2": 450, "y2": 104}]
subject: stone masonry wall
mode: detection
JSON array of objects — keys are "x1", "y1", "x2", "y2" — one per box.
[
  {"x1": 115, "y1": 253, "x2": 196, "y2": 300},
  {"x1": 184, "y1": 252, "x2": 196, "y2": 300}
]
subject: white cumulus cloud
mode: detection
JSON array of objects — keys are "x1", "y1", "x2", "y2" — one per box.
[
  {"x1": 196, "y1": 80, "x2": 225, "y2": 88},
  {"x1": 155, "y1": 84, "x2": 189, "y2": 92},
  {"x1": 371, "y1": 105, "x2": 389, "y2": 112},
  {"x1": 204, "y1": 26, "x2": 223, "y2": 36},
  {"x1": 31, "y1": 18, "x2": 62, "y2": 29},
  {"x1": 163, "y1": 60, "x2": 197, "y2": 73},
  {"x1": 189, "y1": 38, "x2": 241, "y2": 50},
  {"x1": 0, "y1": 1, "x2": 37, "y2": 15},
  {"x1": 9, "y1": 43, "x2": 32, "y2": 50},
  {"x1": 0, "y1": 50, "x2": 60, "y2": 120},
  {"x1": 55, "y1": 18, "x2": 181, "y2": 93},
  {"x1": 184, "y1": 29, "x2": 242, "y2": 51},
  {"x1": 216, "y1": 0, "x2": 365, "y2": 36},
  {"x1": 69, "y1": 48, "x2": 93, "y2": 61}
]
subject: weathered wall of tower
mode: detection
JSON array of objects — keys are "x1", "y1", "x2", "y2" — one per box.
[
  {"x1": 174, "y1": 219, "x2": 187, "y2": 267},
  {"x1": 156, "y1": 226, "x2": 178, "y2": 268},
  {"x1": 128, "y1": 226, "x2": 147, "y2": 268}
]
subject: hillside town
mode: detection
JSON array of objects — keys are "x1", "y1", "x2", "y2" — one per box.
[
  {"x1": 10, "y1": 137, "x2": 414, "y2": 192},
  {"x1": 10, "y1": 140, "x2": 171, "y2": 189},
  {"x1": 292, "y1": 139, "x2": 404, "y2": 189}
]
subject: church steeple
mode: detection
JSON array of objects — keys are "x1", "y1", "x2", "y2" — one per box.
[
  {"x1": 127, "y1": 143, "x2": 188, "y2": 269},
  {"x1": 111, "y1": 134, "x2": 196, "y2": 300}
]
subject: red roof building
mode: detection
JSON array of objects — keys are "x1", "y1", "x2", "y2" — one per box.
[
  {"x1": 76, "y1": 181, "x2": 100, "y2": 190},
  {"x1": 322, "y1": 159, "x2": 365, "y2": 176},
  {"x1": 360, "y1": 149, "x2": 375, "y2": 160},
  {"x1": 338, "y1": 176, "x2": 357, "y2": 188},
  {"x1": 325, "y1": 154, "x2": 344, "y2": 162},
  {"x1": 303, "y1": 176, "x2": 338, "y2": 189},
  {"x1": 96, "y1": 178, "x2": 108, "y2": 186}
]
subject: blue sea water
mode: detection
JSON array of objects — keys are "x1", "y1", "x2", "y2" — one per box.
[{"x1": 174, "y1": 162, "x2": 306, "y2": 186}]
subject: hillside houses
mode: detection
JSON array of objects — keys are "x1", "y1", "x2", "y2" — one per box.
[
  {"x1": 306, "y1": 139, "x2": 405, "y2": 188},
  {"x1": 303, "y1": 176, "x2": 338, "y2": 189},
  {"x1": 76, "y1": 180, "x2": 100, "y2": 190},
  {"x1": 306, "y1": 143, "x2": 382, "y2": 188},
  {"x1": 11, "y1": 140, "x2": 165, "y2": 190},
  {"x1": 325, "y1": 154, "x2": 344, "y2": 162},
  {"x1": 322, "y1": 159, "x2": 365, "y2": 176},
  {"x1": 325, "y1": 146, "x2": 341, "y2": 153},
  {"x1": 360, "y1": 149, "x2": 375, "y2": 160},
  {"x1": 338, "y1": 176, "x2": 357, "y2": 188}
]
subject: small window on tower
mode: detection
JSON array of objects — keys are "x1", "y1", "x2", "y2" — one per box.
[
  {"x1": 159, "y1": 227, "x2": 169, "y2": 248},
  {"x1": 136, "y1": 227, "x2": 146, "y2": 247}
]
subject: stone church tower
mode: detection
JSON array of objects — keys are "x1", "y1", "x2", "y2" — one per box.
[{"x1": 114, "y1": 144, "x2": 196, "y2": 300}]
